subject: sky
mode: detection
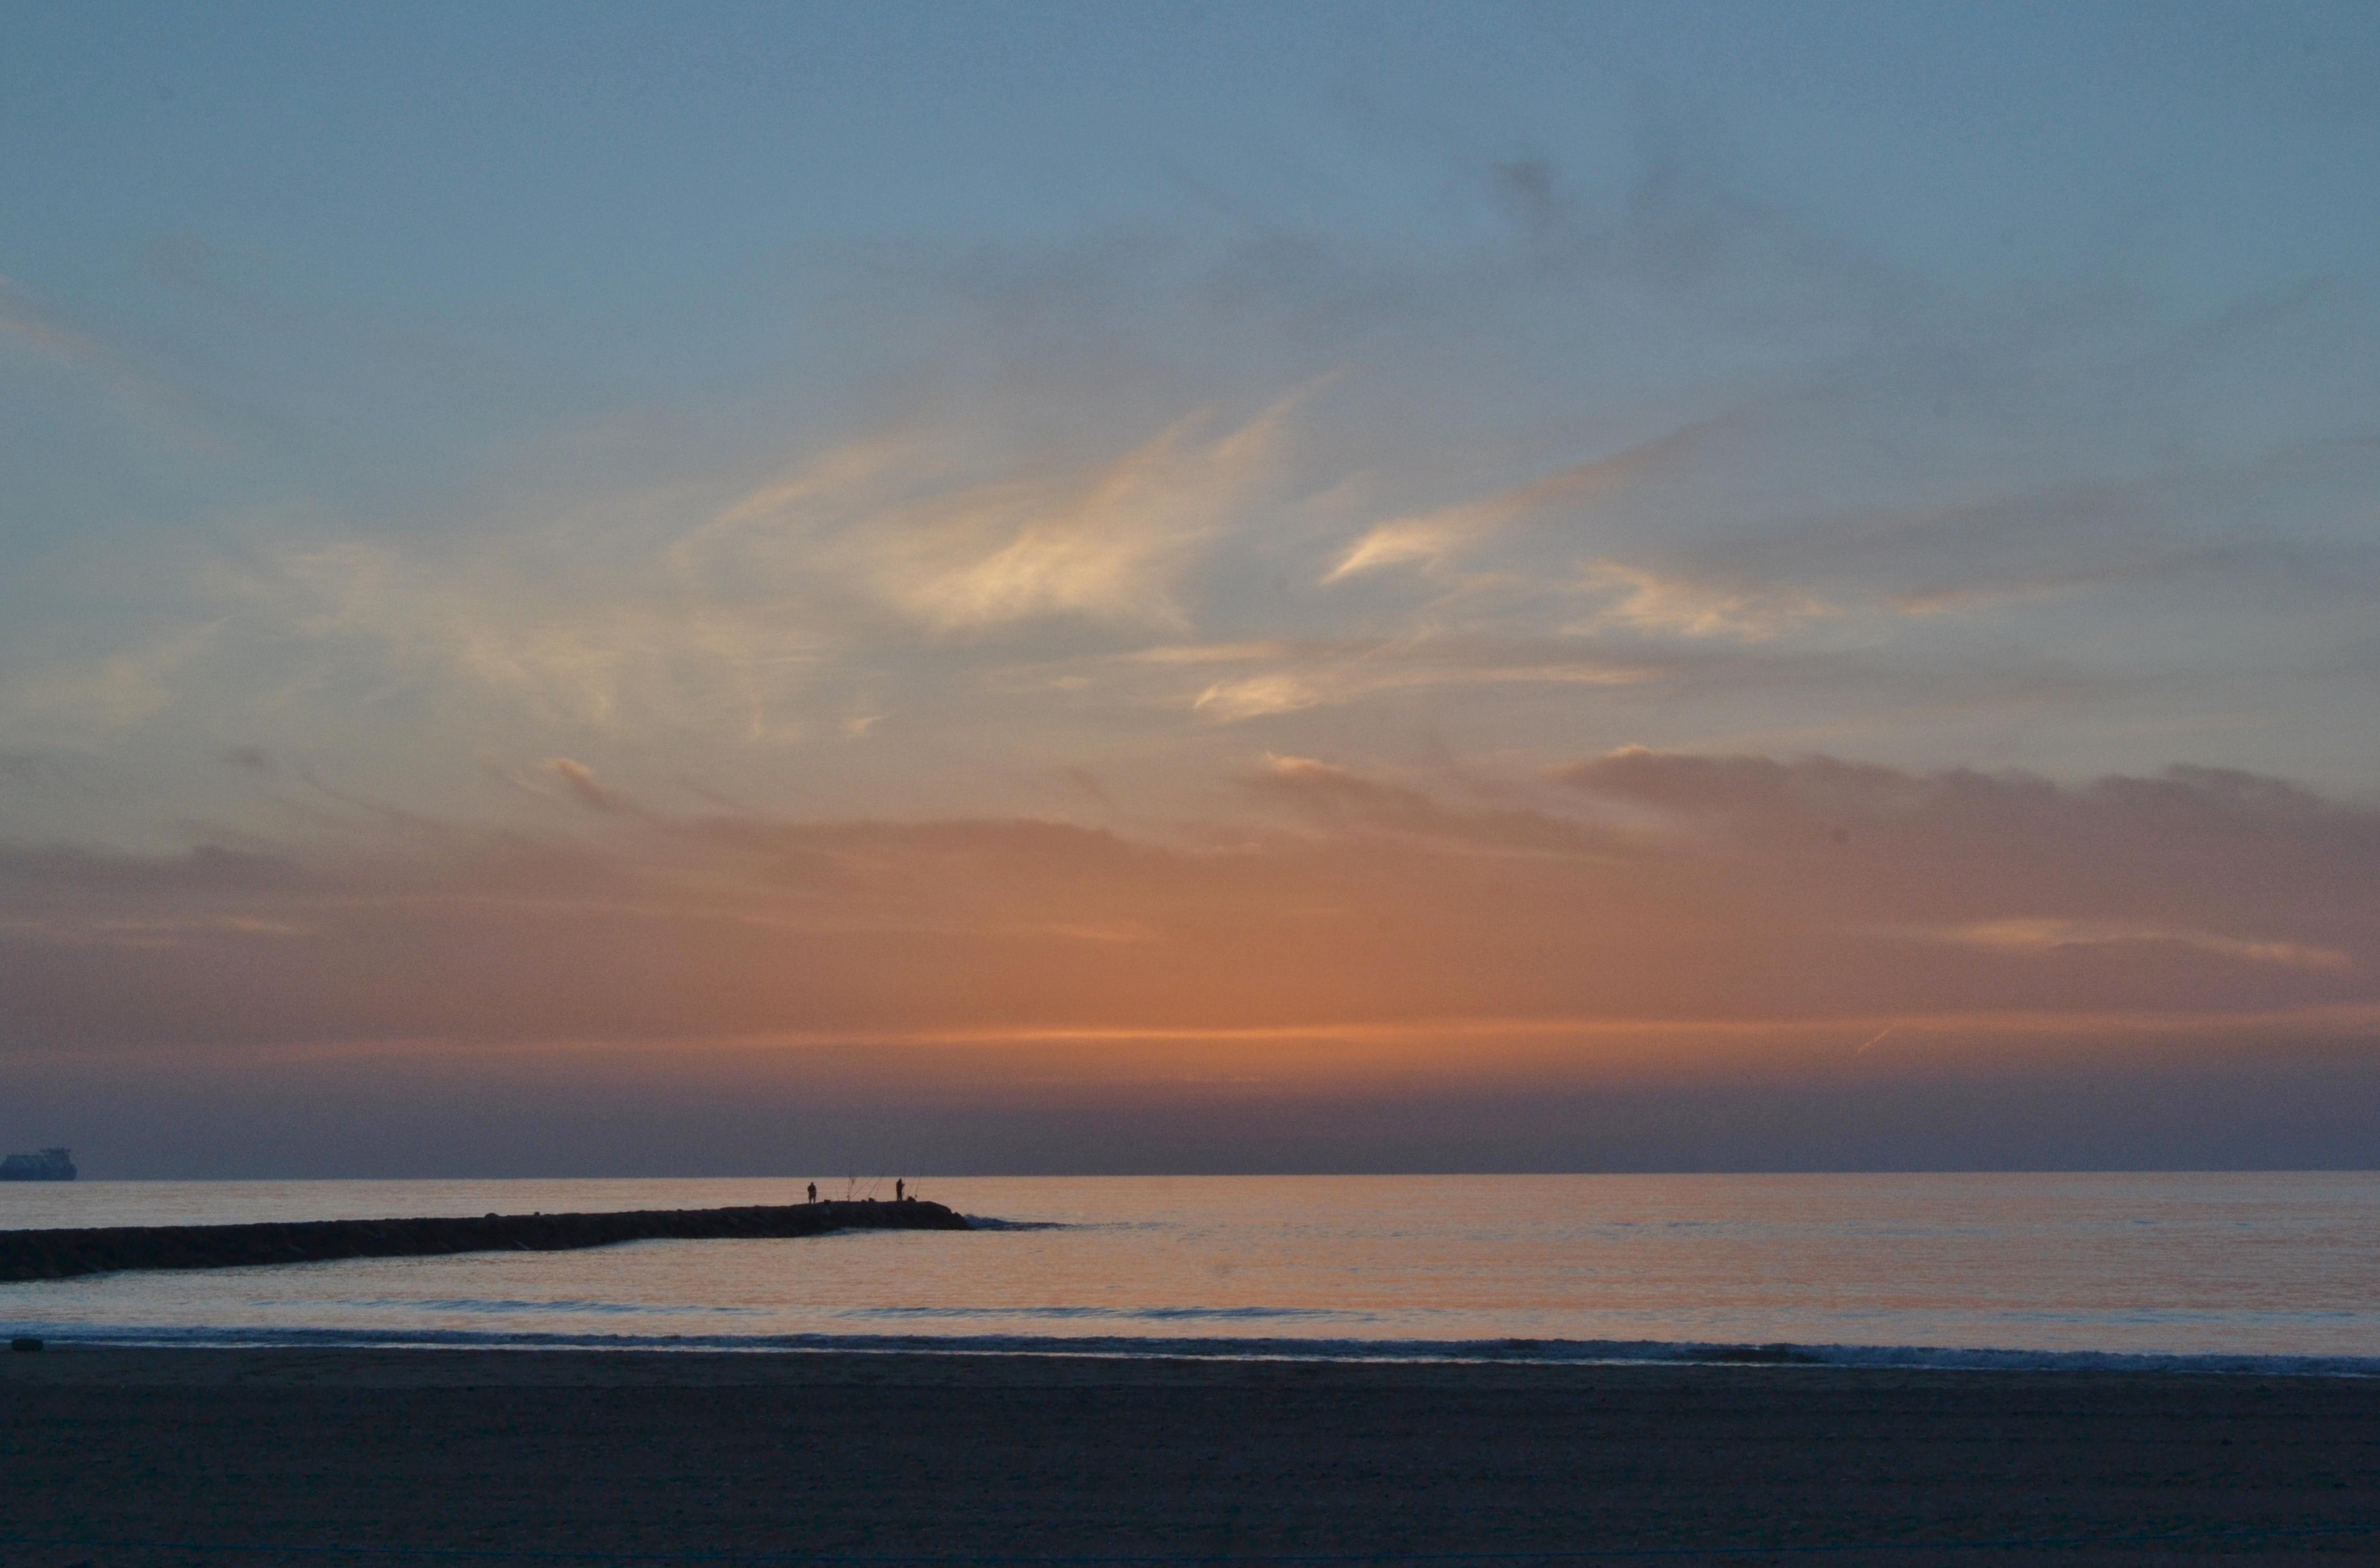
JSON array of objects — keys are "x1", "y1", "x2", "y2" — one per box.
[{"x1": 5, "y1": 2, "x2": 2380, "y2": 1177}]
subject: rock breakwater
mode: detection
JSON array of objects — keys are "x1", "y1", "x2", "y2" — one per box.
[{"x1": 0, "y1": 1199, "x2": 971, "y2": 1282}]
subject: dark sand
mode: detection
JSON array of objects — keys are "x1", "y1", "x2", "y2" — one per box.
[{"x1": 6, "y1": 1348, "x2": 2379, "y2": 1564}]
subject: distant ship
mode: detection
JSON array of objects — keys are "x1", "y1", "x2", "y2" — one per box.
[{"x1": 0, "y1": 1148, "x2": 75, "y2": 1182}]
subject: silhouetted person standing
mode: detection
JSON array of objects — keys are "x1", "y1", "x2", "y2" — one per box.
[
  {"x1": 807, "y1": 1183, "x2": 817, "y2": 1203},
  {"x1": 895, "y1": 1179, "x2": 905, "y2": 1202}
]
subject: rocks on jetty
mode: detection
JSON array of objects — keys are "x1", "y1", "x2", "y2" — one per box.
[{"x1": 0, "y1": 1199, "x2": 971, "y2": 1284}]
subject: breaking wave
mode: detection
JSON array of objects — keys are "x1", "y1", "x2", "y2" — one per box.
[{"x1": 956, "y1": 1216, "x2": 1069, "y2": 1231}]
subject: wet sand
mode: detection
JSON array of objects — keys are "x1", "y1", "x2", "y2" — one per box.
[{"x1": 5, "y1": 1346, "x2": 2379, "y2": 1564}]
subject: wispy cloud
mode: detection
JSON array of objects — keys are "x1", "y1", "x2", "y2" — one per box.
[
  {"x1": 4, "y1": 623, "x2": 222, "y2": 732},
  {"x1": 1322, "y1": 427, "x2": 1688, "y2": 584},
  {"x1": 0, "y1": 278, "x2": 111, "y2": 363},
  {"x1": 247, "y1": 538, "x2": 832, "y2": 742},
  {"x1": 1191, "y1": 652, "x2": 1648, "y2": 721},
  {"x1": 691, "y1": 400, "x2": 1292, "y2": 633},
  {"x1": 1122, "y1": 641, "x2": 1290, "y2": 666},
  {"x1": 9, "y1": 97, "x2": 2380, "y2": 863},
  {"x1": 1915, "y1": 917, "x2": 2352, "y2": 973},
  {"x1": 1568, "y1": 558, "x2": 1836, "y2": 641},
  {"x1": 544, "y1": 756, "x2": 641, "y2": 816},
  {"x1": 0, "y1": 911, "x2": 306, "y2": 948},
  {"x1": 0, "y1": 275, "x2": 218, "y2": 443}
]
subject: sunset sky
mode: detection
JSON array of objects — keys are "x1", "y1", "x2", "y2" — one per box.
[{"x1": 7, "y1": 2, "x2": 2380, "y2": 1176}]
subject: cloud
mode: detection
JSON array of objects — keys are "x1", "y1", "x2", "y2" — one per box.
[
  {"x1": 1913, "y1": 918, "x2": 2352, "y2": 973},
  {"x1": 1665, "y1": 432, "x2": 2380, "y2": 623},
  {"x1": 1561, "y1": 747, "x2": 2365, "y2": 845},
  {"x1": 0, "y1": 275, "x2": 220, "y2": 446},
  {"x1": 1322, "y1": 426, "x2": 1689, "y2": 583},
  {"x1": 1188, "y1": 643, "x2": 1651, "y2": 721},
  {"x1": 883, "y1": 410, "x2": 1282, "y2": 630},
  {"x1": 1569, "y1": 558, "x2": 1836, "y2": 640},
  {"x1": 545, "y1": 757, "x2": 638, "y2": 815},
  {"x1": 0, "y1": 277, "x2": 168, "y2": 400},
  {"x1": 693, "y1": 400, "x2": 1291, "y2": 633},
  {"x1": 1245, "y1": 754, "x2": 1617, "y2": 859},
  {"x1": 0, "y1": 911, "x2": 307, "y2": 949},
  {"x1": 10, "y1": 102, "x2": 2380, "y2": 884},
  {"x1": 0, "y1": 750, "x2": 90, "y2": 793},
  {"x1": 3, "y1": 623, "x2": 222, "y2": 733},
  {"x1": 236, "y1": 530, "x2": 837, "y2": 743},
  {"x1": 1557, "y1": 751, "x2": 2380, "y2": 974},
  {"x1": 0, "y1": 279, "x2": 112, "y2": 363},
  {"x1": 1123, "y1": 641, "x2": 1289, "y2": 666},
  {"x1": 1193, "y1": 672, "x2": 1327, "y2": 721},
  {"x1": 1321, "y1": 474, "x2": 1567, "y2": 582},
  {"x1": 170, "y1": 395, "x2": 1301, "y2": 769}
]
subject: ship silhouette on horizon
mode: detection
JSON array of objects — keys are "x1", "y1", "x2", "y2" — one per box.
[{"x1": 0, "y1": 1148, "x2": 76, "y2": 1182}]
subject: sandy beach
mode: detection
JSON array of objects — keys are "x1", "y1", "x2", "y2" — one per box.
[{"x1": 5, "y1": 1347, "x2": 2378, "y2": 1565}]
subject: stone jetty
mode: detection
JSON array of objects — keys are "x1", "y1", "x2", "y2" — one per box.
[{"x1": 0, "y1": 1198, "x2": 971, "y2": 1283}]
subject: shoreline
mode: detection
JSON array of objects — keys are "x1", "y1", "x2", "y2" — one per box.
[
  {"x1": 3, "y1": 1338, "x2": 2378, "y2": 1383},
  {"x1": 8, "y1": 1329, "x2": 2379, "y2": 1379}
]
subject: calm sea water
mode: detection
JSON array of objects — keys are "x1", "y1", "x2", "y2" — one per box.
[{"x1": 6, "y1": 1173, "x2": 2379, "y2": 1372}]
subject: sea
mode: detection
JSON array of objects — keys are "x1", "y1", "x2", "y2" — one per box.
[{"x1": 6, "y1": 1172, "x2": 2380, "y2": 1375}]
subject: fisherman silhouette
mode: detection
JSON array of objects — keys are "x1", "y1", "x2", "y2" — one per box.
[
  {"x1": 807, "y1": 1182, "x2": 818, "y2": 1203},
  {"x1": 895, "y1": 1179, "x2": 905, "y2": 1202}
]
